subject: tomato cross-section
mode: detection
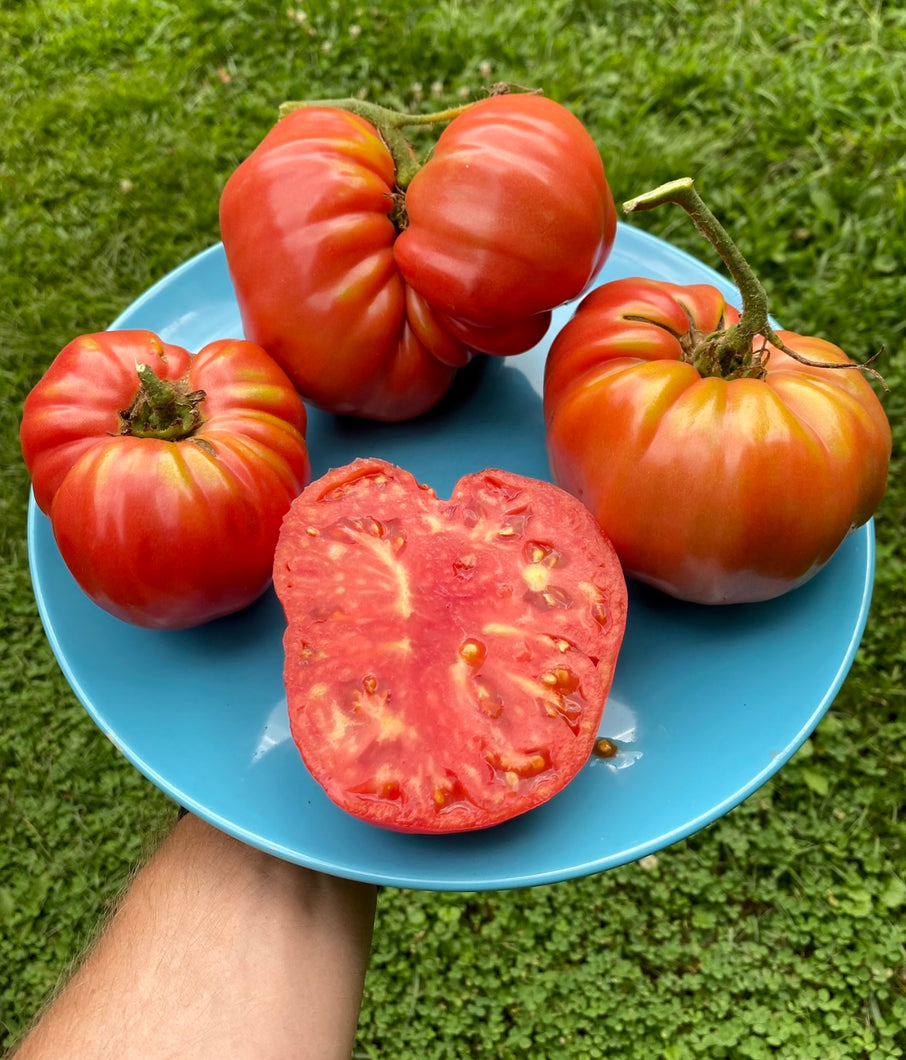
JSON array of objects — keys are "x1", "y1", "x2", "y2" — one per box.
[{"x1": 273, "y1": 459, "x2": 628, "y2": 833}]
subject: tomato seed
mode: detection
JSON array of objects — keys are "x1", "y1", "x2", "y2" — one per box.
[
  {"x1": 350, "y1": 516, "x2": 383, "y2": 536},
  {"x1": 350, "y1": 778, "x2": 403, "y2": 802},
  {"x1": 524, "y1": 540, "x2": 561, "y2": 567},
  {"x1": 524, "y1": 586, "x2": 573, "y2": 611},
  {"x1": 485, "y1": 747, "x2": 551, "y2": 783},
  {"x1": 593, "y1": 737, "x2": 619, "y2": 759},
  {"x1": 543, "y1": 588, "x2": 573, "y2": 608},
  {"x1": 528, "y1": 753, "x2": 549, "y2": 774},
  {"x1": 537, "y1": 694, "x2": 583, "y2": 735},
  {"x1": 480, "y1": 474, "x2": 525, "y2": 506},
  {"x1": 362, "y1": 674, "x2": 378, "y2": 695},
  {"x1": 458, "y1": 638, "x2": 487, "y2": 667},
  {"x1": 540, "y1": 667, "x2": 579, "y2": 693},
  {"x1": 498, "y1": 514, "x2": 527, "y2": 538},
  {"x1": 433, "y1": 776, "x2": 468, "y2": 810}
]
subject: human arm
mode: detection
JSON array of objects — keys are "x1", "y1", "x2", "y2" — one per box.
[{"x1": 11, "y1": 813, "x2": 377, "y2": 1060}]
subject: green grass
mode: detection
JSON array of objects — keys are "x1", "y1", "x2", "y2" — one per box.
[{"x1": 2, "y1": 0, "x2": 906, "y2": 1055}]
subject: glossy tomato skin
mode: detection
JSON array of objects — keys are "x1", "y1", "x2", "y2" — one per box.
[
  {"x1": 219, "y1": 96, "x2": 615, "y2": 421},
  {"x1": 394, "y1": 93, "x2": 617, "y2": 329},
  {"x1": 273, "y1": 459, "x2": 627, "y2": 834},
  {"x1": 21, "y1": 330, "x2": 311, "y2": 629},
  {"x1": 220, "y1": 107, "x2": 461, "y2": 422},
  {"x1": 543, "y1": 278, "x2": 892, "y2": 605}
]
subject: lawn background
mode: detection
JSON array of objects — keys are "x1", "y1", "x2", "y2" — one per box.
[{"x1": 2, "y1": 1, "x2": 906, "y2": 1056}]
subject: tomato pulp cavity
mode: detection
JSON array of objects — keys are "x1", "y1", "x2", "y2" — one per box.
[{"x1": 273, "y1": 459, "x2": 628, "y2": 833}]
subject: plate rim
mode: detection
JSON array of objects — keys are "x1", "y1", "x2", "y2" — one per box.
[{"x1": 26, "y1": 224, "x2": 877, "y2": 890}]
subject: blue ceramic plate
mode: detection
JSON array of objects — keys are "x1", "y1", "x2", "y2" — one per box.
[{"x1": 27, "y1": 223, "x2": 874, "y2": 891}]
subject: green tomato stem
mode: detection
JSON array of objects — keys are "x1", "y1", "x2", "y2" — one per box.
[
  {"x1": 122, "y1": 364, "x2": 205, "y2": 441},
  {"x1": 623, "y1": 178, "x2": 787, "y2": 379},
  {"x1": 277, "y1": 96, "x2": 477, "y2": 189},
  {"x1": 623, "y1": 178, "x2": 887, "y2": 385}
]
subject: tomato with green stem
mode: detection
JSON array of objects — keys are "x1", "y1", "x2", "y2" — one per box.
[
  {"x1": 543, "y1": 178, "x2": 891, "y2": 605},
  {"x1": 219, "y1": 90, "x2": 616, "y2": 421},
  {"x1": 21, "y1": 329, "x2": 311, "y2": 629}
]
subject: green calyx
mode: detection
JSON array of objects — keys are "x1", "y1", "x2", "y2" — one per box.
[
  {"x1": 623, "y1": 178, "x2": 783, "y2": 380},
  {"x1": 278, "y1": 86, "x2": 523, "y2": 190},
  {"x1": 278, "y1": 95, "x2": 475, "y2": 189},
  {"x1": 622, "y1": 177, "x2": 882, "y2": 382},
  {"x1": 120, "y1": 364, "x2": 205, "y2": 441}
]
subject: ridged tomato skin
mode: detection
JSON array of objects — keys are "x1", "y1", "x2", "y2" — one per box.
[
  {"x1": 219, "y1": 95, "x2": 616, "y2": 421},
  {"x1": 21, "y1": 330, "x2": 311, "y2": 629},
  {"x1": 543, "y1": 278, "x2": 892, "y2": 604},
  {"x1": 219, "y1": 107, "x2": 461, "y2": 422},
  {"x1": 394, "y1": 93, "x2": 617, "y2": 328},
  {"x1": 273, "y1": 459, "x2": 627, "y2": 834}
]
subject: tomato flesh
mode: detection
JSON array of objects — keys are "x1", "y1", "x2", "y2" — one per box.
[{"x1": 273, "y1": 459, "x2": 627, "y2": 834}]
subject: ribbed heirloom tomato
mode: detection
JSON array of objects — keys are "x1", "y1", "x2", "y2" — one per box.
[
  {"x1": 392, "y1": 93, "x2": 616, "y2": 339},
  {"x1": 21, "y1": 330, "x2": 311, "y2": 629},
  {"x1": 219, "y1": 91, "x2": 616, "y2": 421},
  {"x1": 543, "y1": 180, "x2": 892, "y2": 605},
  {"x1": 273, "y1": 459, "x2": 628, "y2": 833}
]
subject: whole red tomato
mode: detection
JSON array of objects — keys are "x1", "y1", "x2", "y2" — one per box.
[
  {"x1": 543, "y1": 277, "x2": 891, "y2": 604},
  {"x1": 21, "y1": 330, "x2": 311, "y2": 629},
  {"x1": 273, "y1": 459, "x2": 627, "y2": 833},
  {"x1": 393, "y1": 93, "x2": 616, "y2": 333},
  {"x1": 219, "y1": 93, "x2": 616, "y2": 421}
]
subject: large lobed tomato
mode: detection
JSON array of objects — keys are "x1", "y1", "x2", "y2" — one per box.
[
  {"x1": 392, "y1": 93, "x2": 616, "y2": 337},
  {"x1": 21, "y1": 330, "x2": 311, "y2": 629},
  {"x1": 219, "y1": 92, "x2": 616, "y2": 421},
  {"x1": 273, "y1": 459, "x2": 627, "y2": 833},
  {"x1": 543, "y1": 277, "x2": 892, "y2": 604}
]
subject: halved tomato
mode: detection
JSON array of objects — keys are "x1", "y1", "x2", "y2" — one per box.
[{"x1": 273, "y1": 459, "x2": 628, "y2": 833}]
